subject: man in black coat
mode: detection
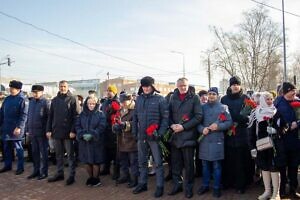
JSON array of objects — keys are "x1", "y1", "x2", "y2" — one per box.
[
  {"x1": 220, "y1": 76, "x2": 254, "y2": 194},
  {"x1": 46, "y1": 80, "x2": 81, "y2": 185},
  {"x1": 100, "y1": 85, "x2": 121, "y2": 180},
  {"x1": 168, "y1": 78, "x2": 202, "y2": 198}
]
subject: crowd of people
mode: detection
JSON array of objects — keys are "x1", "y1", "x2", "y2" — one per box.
[{"x1": 0, "y1": 76, "x2": 299, "y2": 200}]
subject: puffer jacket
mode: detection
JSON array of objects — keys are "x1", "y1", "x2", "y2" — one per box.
[
  {"x1": 46, "y1": 91, "x2": 81, "y2": 139},
  {"x1": 0, "y1": 91, "x2": 28, "y2": 140},
  {"x1": 169, "y1": 86, "x2": 202, "y2": 148},
  {"x1": 132, "y1": 92, "x2": 169, "y2": 141}
]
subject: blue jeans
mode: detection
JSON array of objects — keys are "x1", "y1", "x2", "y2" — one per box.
[
  {"x1": 137, "y1": 140, "x2": 164, "y2": 187},
  {"x1": 202, "y1": 160, "x2": 222, "y2": 189}
]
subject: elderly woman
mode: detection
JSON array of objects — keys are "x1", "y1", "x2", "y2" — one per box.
[
  {"x1": 248, "y1": 92, "x2": 286, "y2": 200},
  {"x1": 197, "y1": 87, "x2": 232, "y2": 198},
  {"x1": 76, "y1": 96, "x2": 106, "y2": 187},
  {"x1": 112, "y1": 93, "x2": 138, "y2": 188}
]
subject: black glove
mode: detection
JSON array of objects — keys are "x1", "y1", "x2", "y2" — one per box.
[
  {"x1": 120, "y1": 122, "x2": 126, "y2": 130},
  {"x1": 112, "y1": 124, "x2": 122, "y2": 134},
  {"x1": 154, "y1": 133, "x2": 162, "y2": 142}
]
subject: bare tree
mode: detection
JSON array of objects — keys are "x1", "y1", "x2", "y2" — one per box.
[{"x1": 210, "y1": 6, "x2": 282, "y2": 91}]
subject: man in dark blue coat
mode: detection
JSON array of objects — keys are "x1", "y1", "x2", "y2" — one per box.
[
  {"x1": 132, "y1": 76, "x2": 169, "y2": 198},
  {"x1": 26, "y1": 85, "x2": 50, "y2": 180},
  {"x1": 0, "y1": 80, "x2": 28, "y2": 175},
  {"x1": 274, "y1": 82, "x2": 300, "y2": 198}
]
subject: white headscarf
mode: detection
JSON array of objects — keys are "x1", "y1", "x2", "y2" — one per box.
[{"x1": 248, "y1": 92, "x2": 277, "y2": 127}]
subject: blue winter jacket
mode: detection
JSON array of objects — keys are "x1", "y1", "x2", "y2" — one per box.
[
  {"x1": 274, "y1": 95, "x2": 300, "y2": 150},
  {"x1": 0, "y1": 91, "x2": 28, "y2": 140},
  {"x1": 132, "y1": 92, "x2": 169, "y2": 141},
  {"x1": 26, "y1": 97, "x2": 50, "y2": 137}
]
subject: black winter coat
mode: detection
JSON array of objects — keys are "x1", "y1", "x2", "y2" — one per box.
[
  {"x1": 221, "y1": 88, "x2": 249, "y2": 147},
  {"x1": 132, "y1": 92, "x2": 169, "y2": 141},
  {"x1": 248, "y1": 113, "x2": 286, "y2": 170},
  {"x1": 47, "y1": 91, "x2": 81, "y2": 139},
  {"x1": 169, "y1": 87, "x2": 202, "y2": 148},
  {"x1": 76, "y1": 102, "x2": 106, "y2": 164},
  {"x1": 26, "y1": 97, "x2": 50, "y2": 137}
]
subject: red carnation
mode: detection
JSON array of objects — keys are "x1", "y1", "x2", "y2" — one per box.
[
  {"x1": 146, "y1": 124, "x2": 159, "y2": 136},
  {"x1": 290, "y1": 101, "x2": 300, "y2": 108},
  {"x1": 111, "y1": 101, "x2": 120, "y2": 111},
  {"x1": 263, "y1": 116, "x2": 270, "y2": 121},
  {"x1": 182, "y1": 114, "x2": 190, "y2": 122},
  {"x1": 218, "y1": 113, "x2": 227, "y2": 121}
]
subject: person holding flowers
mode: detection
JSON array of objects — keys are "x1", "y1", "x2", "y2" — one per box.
[
  {"x1": 167, "y1": 78, "x2": 202, "y2": 198},
  {"x1": 248, "y1": 92, "x2": 286, "y2": 200},
  {"x1": 197, "y1": 87, "x2": 232, "y2": 198},
  {"x1": 220, "y1": 76, "x2": 254, "y2": 193},
  {"x1": 274, "y1": 82, "x2": 300, "y2": 199},
  {"x1": 132, "y1": 76, "x2": 169, "y2": 198}
]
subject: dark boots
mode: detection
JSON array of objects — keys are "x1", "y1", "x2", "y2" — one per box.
[
  {"x1": 112, "y1": 164, "x2": 120, "y2": 180},
  {"x1": 128, "y1": 175, "x2": 138, "y2": 188},
  {"x1": 117, "y1": 172, "x2": 129, "y2": 184}
]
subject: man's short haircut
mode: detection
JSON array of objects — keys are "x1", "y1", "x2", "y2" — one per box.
[
  {"x1": 177, "y1": 77, "x2": 188, "y2": 83},
  {"x1": 59, "y1": 80, "x2": 68, "y2": 85}
]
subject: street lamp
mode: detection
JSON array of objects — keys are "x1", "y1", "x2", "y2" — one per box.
[
  {"x1": 282, "y1": 0, "x2": 287, "y2": 81},
  {"x1": 0, "y1": 55, "x2": 12, "y2": 91},
  {"x1": 170, "y1": 51, "x2": 185, "y2": 77},
  {"x1": 202, "y1": 48, "x2": 218, "y2": 88}
]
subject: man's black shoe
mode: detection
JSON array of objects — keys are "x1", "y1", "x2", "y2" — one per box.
[
  {"x1": 27, "y1": 172, "x2": 39, "y2": 179},
  {"x1": 154, "y1": 187, "x2": 164, "y2": 198},
  {"x1": 213, "y1": 189, "x2": 221, "y2": 198},
  {"x1": 197, "y1": 186, "x2": 209, "y2": 195},
  {"x1": 37, "y1": 174, "x2": 48, "y2": 180},
  {"x1": 48, "y1": 174, "x2": 64, "y2": 182},
  {"x1": 15, "y1": 169, "x2": 24, "y2": 175},
  {"x1": 65, "y1": 176, "x2": 75, "y2": 185},
  {"x1": 168, "y1": 185, "x2": 183, "y2": 195},
  {"x1": 164, "y1": 173, "x2": 172, "y2": 182},
  {"x1": 0, "y1": 167, "x2": 11, "y2": 173},
  {"x1": 236, "y1": 189, "x2": 245, "y2": 194},
  {"x1": 289, "y1": 190, "x2": 300, "y2": 199},
  {"x1": 133, "y1": 184, "x2": 147, "y2": 194},
  {"x1": 185, "y1": 189, "x2": 193, "y2": 199}
]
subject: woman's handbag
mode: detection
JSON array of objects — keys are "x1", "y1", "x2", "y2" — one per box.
[{"x1": 256, "y1": 136, "x2": 274, "y2": 151}]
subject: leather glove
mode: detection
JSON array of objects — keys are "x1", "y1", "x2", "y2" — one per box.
[
  {"x1": 112, "y1": 124, "x2": 122, "y2": 134},
  {"x1": 119, "y1": 122, "x2": 126, "y2": 130},
  {"x1": 154, "y1": 133, "x2": 162, "y2": 142},
  {"x1": 83, "y1": 134, "x2": 93, "y2": 142}
]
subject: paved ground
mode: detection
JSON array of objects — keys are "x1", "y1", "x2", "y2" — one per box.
[{"x1": 0, "y1": 161, "x2": 298, "y2": 200}]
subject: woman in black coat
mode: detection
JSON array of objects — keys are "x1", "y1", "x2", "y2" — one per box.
[
  {"x1": 248, "y1": 92, "x2": 286, "y2": 200},
  {"x1": 76, "y1": 96, "x2": 106, "y2": 186}
]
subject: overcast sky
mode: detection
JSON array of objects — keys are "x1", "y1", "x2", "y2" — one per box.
[{"x1": 0, "y1": 0, "x2": 299, "y2": 87}]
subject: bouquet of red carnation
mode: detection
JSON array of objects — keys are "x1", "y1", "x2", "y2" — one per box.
[
  {"x1": 227, "y1": 122, "x2": 238, "y2": 136},
  {"x1": 198, "y1": 112, "x2": 227, "y2": 142},
  {"x1": 163, "y1": 114, "x2": 190, "y2": 142},
  {"x1": 240, "y1": 99, "x2": 257, "y2": 117},
  {"x1": 146, "y1": 124, "x2": 169, "y2": 157},
  {"x1": 290, "y1": 101, "x2": 300, "y2": 138}
]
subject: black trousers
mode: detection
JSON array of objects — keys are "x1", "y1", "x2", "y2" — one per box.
[
  {"x1": 223, "y1": 145, "x2": 253, "y2": 190},
  {"x1": 279, "y1": 148, "x2": 299, "y2": 193},
  {"x1": 171, "y1": 146, "x2": 195, "y2": 190}
]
